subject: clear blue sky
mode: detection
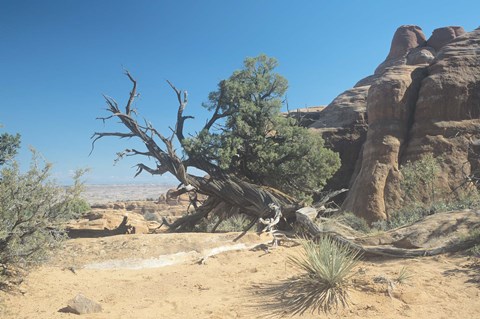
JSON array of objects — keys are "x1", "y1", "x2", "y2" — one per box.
[{"x1": 1, "y1": 0, "x2": 479, "y2": 185}]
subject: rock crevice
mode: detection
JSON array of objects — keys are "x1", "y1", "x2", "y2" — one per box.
[{"x1": 305, "y1": 25, "x2": 480, "y2": 221}]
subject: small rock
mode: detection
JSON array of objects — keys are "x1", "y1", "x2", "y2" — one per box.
[
  {"x1": 113, "y1": 202, "x2": 125, "y2": 209},
  {"x1": 65, "y1": 293, "x2": 102, "y2": 314}
]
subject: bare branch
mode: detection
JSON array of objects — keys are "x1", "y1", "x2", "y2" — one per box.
[
  {"x1": 125, "y1": 148, "x2": 152, "y2": 157},
  {"x1": 202, "y1": 84, "x2": 235, "y2": 132},
  {"x1": 90, "y1": 132, "x2": 136, "y2": 155},
  {"x1": 96, "y1": 114, "x2": 116, "y2": 124},
  {"x1": 134, "y1": 163, "x2": 169, "y2": 177},
  {"x1": 124, "y1": 70, "x2": 137, "y2": 115},
  {"x1": 102, "y1": 94, "x2": 120, "y2": 113},
  {"x1": 166, "y1": 80, "x2": 191, "y2": 143}
]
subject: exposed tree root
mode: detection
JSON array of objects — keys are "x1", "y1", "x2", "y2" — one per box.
[{"x1": 295, "y1": 210, "x2": 480, "y2": 258}]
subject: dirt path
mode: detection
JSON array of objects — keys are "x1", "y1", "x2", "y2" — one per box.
[{"x1": 1, "y1": 233, "x2": 479, "y2": 318}]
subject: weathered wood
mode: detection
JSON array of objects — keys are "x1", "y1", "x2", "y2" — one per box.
[
  {"x1": 92, "y1": 74, "x2": 303, "y2": 232},
  {"x1": 295, "y1": 209, "x2": 480, "y2": 258}
]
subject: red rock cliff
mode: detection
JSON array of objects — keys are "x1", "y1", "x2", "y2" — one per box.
[{"x1": 308, "y1": 25, "x2": 480, "y2": 222}]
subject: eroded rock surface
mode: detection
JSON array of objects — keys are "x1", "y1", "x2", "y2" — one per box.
[
  {"x1": 304, "y1": 25, "x2": 480, "y2": 221},
  {"x1": 357, "y1": 210, "x2": 480, "y2": 249}
]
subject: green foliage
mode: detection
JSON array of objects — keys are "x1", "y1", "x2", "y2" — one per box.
[
  {"x1": 375, "y1": 154, "x2": 443, "y2": 230},
  {"x1": 376, "y1": 154, "x2": 480, "y2": 230},
  {"x1": 337, "y1": 212, "x2": 371, "y2": 233},
  {"x1": 457, "y1": 227, "x2": 480, "y2": 256},
  {"x1": 286, "y1": 236, "x2": 361, "y2": 314},
  {"x1": 65, "y1": 197, "x2": 91, "y2": 217},
  {"x1": 400, "y1": 153, "x2": 441, "y2": 207},
  {"x1": 0, "y1": 152, "x2": 87, "y2": 290},
  {"x1": 395, "y1": 266, "x2": 413, "y2": 284},
  {"x1": 373, "y1": 206, "x2": 426, "y2": 230},
  {"x1": 0, "y1": 131, "x2": 20, "y2": 167},
  {"x1": 216, "y1": 214, "x2": 251, "y2": 232},
  {"x1": 193, "y1": 214, "x2": 252, "y2": 232},
  {"x1": 469, "y1": 244, "x2": 480, "y2": 257},
  {"x1": 184, "y1": 55, "x2": 340, "y2": 203}
]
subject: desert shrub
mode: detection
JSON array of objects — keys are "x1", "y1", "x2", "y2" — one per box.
[
  {"x1": 457, "y1": 227, "x2": 480, "y2": 256},
  {"x1": 66, "y1": 198, "x2": 91, "y2": 216},
  {"x1": 143, "y1": 211, "x2": 160, "y2": 222},
  {"x1": 401, "y1": 154, "x2": 441, "y2": 205},
  {"x1": 285, "y1": 236, "x2": 362, "y2": 314},
  {"x1": 336, "y1": 212, "x2": 371, "y2": 233},
  {"x1": 376, "y1": 206, "x2": 425, "y2": 230},
  {"x1": 0, "y1": 131, "x2": 20, "y2": 166},
  {"x1": 395, "y1": 266, "x2": 413, "y2": 284},
  {"x1": 469, "y1": 244, "x2": 480, "y2": 257},
  {"x1": 377, "y1": 154, "x2": 446, "y2": 230},
  {"x1": 193, "y1": 214, "x2": 252, "y2": 232},
  {"x1": 379, "y1": 154, "x2": 480, "y2": 230},
  {"x1": 0, "y1": 153, "x2": 87, "y2": 290},
  {"x1": 216, "y1": 214, "x2": 251, "y2": 232}
]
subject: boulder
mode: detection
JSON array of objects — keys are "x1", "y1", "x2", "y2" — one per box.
[
  {"x1": 385, "y1": 25, "x2": 427, "y2": 60},
  {"x1": 427, "y1": 26, "x2": 465, "y2": 52},
  {"x1": 65, "y1": 293, "x2": 102, "y2": 315},
  {"x1": 375, "y1": 25, "x2": 427, "y2": 75},
  {"x1": 357, "y1": 210, "x2": 480, "y2": 249},
  {"x1": 66, "y1": 210, "x2": 160, "y2": 237}
]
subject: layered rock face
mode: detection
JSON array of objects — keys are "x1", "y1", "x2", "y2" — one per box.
[{"x1": 308, "y1": 25, "x2": 480, "y2": 222}]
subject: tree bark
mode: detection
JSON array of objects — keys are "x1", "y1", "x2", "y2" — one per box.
[{"x1": 92, "y1": 73, "x2": 302, "y2": 232}]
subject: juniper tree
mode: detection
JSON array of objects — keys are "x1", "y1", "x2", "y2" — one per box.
[
  {"x1": 184, "y1": 55, "x2": 339, "y2": 203},
  {"x1": 93, "y1": 55, "x2": 340, "y2": 231}
]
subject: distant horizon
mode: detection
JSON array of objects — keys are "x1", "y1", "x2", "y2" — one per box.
[{"x1": 2, "y1": 0, "x2": 479, "y2": 185}]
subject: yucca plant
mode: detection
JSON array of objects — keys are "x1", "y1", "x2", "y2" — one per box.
[
  {"x1": 395, "y1": 266, "x2": 413, "y2": 284},
  {"x1": 285, "y1": 235, "x2": 362, "y2": 314}
]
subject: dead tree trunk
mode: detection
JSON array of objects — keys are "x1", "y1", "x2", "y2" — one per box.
[
  {"x1": 92, "y1": 73, "x2": 302, "y2": 232},
  {"x1": 91, "y1": 73, "x2": 480, "y2": 258}
]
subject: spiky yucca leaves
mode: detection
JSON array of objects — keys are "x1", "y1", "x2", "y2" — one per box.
[
  {"x1": 285, "y1": 236, "x2": 362, "y2": 314},
  {"x1": 395, "y1": 266, "x2": 413, "y2": 284}
]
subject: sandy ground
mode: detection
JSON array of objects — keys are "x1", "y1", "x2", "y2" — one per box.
[{"x1": 1, "y1": 232, "x2": 479, "y2": 319}]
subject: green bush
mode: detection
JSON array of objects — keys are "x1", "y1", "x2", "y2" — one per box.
[
  {"x1": 469, "y1": 244, "x2": 480, "y2": 257},
  {"x1": 401, "y1": 154, "x2": 441, "y2": 206},
  {"x1": 193, "y1": 214, "x2": 252, "y2": 232},
  {"x1": 0, "y1": 131, "x2": 20, "y2": 166},
  {"x1": 457, "y1": 227, "x2": 480, "y2": 256},
  {"x1": 285, "y1": 236, "x2": 362, "y2": 314},
  {"x1": 336, "y1": 212, "x2": 371, "y2": 233},
  {"x1": 0, "y1": 153, "x2": 87, "y2": 290},
  {"x1": 376, "y1": 154, "x2": 480, "y2": 230}
]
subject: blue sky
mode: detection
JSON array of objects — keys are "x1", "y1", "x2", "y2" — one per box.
[{"x1": 1, "y1": 0, "x2": 479, "y2": 185}]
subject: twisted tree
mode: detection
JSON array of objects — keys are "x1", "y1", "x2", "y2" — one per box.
[
  {"x1": 91, "y1": 56, "x2": 480, "y2": 259},
  {"x1": 92, "y1": 55, "x2": 340, "y2": 232}
]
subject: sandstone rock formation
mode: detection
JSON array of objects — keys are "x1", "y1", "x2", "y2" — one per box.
[
  {"x1": 307, "y1": 25, "x2": 480, "y2": 222},
  {"x1": 355, "y1": 209, "x2": 480, "y2": 249},
  {"x1": 66, "y1": 210, "x2": 161, "y2": 237},
  {"x1": 66, "y1": 191, "x2": 200, "y2": 237}
]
